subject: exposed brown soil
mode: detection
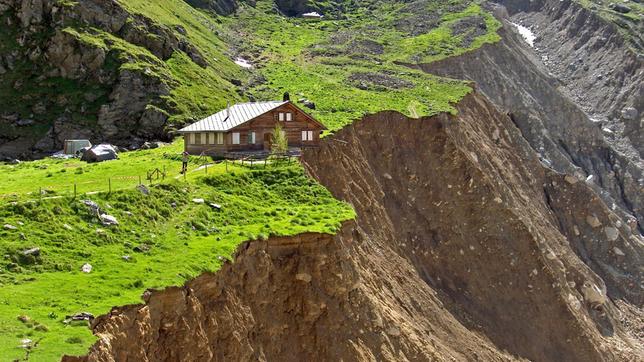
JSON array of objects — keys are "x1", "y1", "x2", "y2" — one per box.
[{"x1": 65, "y1": 91, "x2": 643, "y2": 361}]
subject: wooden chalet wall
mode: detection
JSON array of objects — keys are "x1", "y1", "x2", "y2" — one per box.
[{"x1": 183, "y1": 103, "x2": 323, "y2": 156}]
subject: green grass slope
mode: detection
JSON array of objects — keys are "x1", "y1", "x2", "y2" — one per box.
[
  {"x1": 0, "y1": 152, "x2": 354, "y2": 360},
  {"x1": 231, "y1": 0, "x2": 501, "y2": 131}
]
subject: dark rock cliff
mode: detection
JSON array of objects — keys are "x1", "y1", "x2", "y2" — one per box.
[{"x1": 0, "y1": 0, "x2": 209, "y2": 159}]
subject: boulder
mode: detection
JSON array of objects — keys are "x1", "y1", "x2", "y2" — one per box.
[
  {"x1": 209, "y1": 203, "x2": 222, "y2": 210},
  {"x1": 3, "y1": 224, "x2": 17, "y2": 230},
  {"x1": 15, "y1": 119, "x2": 34, "y2": 127},
  {"x1": 581, "y1": 281, "x2": 607, "y2": 307},
  {"x1": 65, "y1": 312, "x2": 94, "y2": 321},
  {"x1": 620, "y1": 107, "x2": 638, "y2": 121},
  {"x1": 81, "y1": 144, "x2": 118, "y2": 163},
  {"x1": 22, "y1": 247, "x2": 40, "y2": 257},
  {"x1": 564, "y1": 174, "x2": 578, "y2": 184},
  {"x1": 604, "y1": 226, "x2": 619, "y2": 241},
  {"x1": 81, "y1": 263, "x2": 92, "y2": 273},
  {"x1": 585, "y1": 215, "x2": 601, "y2": 228},
  {"x1": 137, "y1": 185, "x2": 150, "y2": 195},
  {"x1": 81, "y1": 199, "x2": 100, "y2": 213},
  {"x1": 609, "y1": 3, "x2": 631, "y2": 13},
  {"x1": 100, "y1": 214, "x2": 119, "y2": 226},
  {"x1": 303, "y1": 100, "x2": 316, "y2": 110},
  {"x1": 133, "y1": 244, "x2": 151, "y2": 253}
]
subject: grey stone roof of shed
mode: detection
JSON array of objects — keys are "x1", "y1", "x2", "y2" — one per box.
[{"x1": 178, "y1": 101, "x2": 288, "y2": 132}]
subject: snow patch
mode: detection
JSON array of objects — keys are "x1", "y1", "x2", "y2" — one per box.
[
  {"x1": 511, "y1": 22, "x2": 536, "y2": 47},
  {"x1": 302, "y1": 12, "x2": 322, "y2": 18},
  {"x1": 234, "y1": 57, "x2": 253, "y2": 69}
]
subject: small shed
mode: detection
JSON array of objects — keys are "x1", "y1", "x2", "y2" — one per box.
[{"x1": 64, "y1": 140, "x2": 92, "y2": 155}]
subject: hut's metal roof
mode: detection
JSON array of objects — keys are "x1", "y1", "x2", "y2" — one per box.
[{"x1": 178, "y1": 101, "x2": 288, "y2": 133}]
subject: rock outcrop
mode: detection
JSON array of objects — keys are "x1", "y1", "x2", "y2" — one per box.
[
  {"x1": 0, "y1": 0, "x2": 209, "y2": 159},
  {"x1": 65, "y1": 91, "x2": 643, "y2": 361},
  {"x1": 184, "y1": 0, "x2": 256, "y2": 15}
]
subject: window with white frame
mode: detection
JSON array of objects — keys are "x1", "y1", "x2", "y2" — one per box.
[
  {"x1": 301, "y1": 130, "x2": 314, "y2": 141},
  {"x1": 278, "y1": 112, "x2": 285, "y2": 121},
  {"x1": 232, "y1": 132, "x2": 240, "y2": 145},
  {"x1": 248, "y1": 132, "x2": 256, "y2": 144},
  {"x1": 217, "y1": 132, "x2": 224, "y2": 145},
  {"x1": 286, "y1": 112, "x2": 293, "y2": 121}
]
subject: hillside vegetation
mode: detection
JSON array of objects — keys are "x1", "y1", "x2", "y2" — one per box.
[
  {"x1": 0, "y1": 0, "x2": 501, "y2": 157},
  {"x1": 0, "y1": 150, "x2": 354, "y2": 360},
  {"x1": 234, "y1": 0, "x2": 500, "y2": 130}
]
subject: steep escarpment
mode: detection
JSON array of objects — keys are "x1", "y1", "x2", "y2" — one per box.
[
  {"x1": 68, "y1": 92, "x2": 642, "y2": 361},
  {"x1": 63, "y1": 230, "x2": 520, "y2": 362},
  {"x1": 303, "y1": 91, "x2": 643, "y2": 360},
  {"x1": 410, "y1": 2, "x2": 643, "y2": 233}
]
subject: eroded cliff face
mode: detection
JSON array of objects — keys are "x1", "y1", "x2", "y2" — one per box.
[
  {"x1": 303, "y1": 91, "x2": 643, "y2": 361},
  {"x1": 66, "y1": 92, "x2": 642, "y2": 361},
  {"x1": 408, "y1": 0, "x2": 643, "y2": 235},
  {"x1": 62, "y1": 229, "x2": 520, "y2": 362}
]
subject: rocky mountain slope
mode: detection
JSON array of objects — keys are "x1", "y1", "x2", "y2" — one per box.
[
  {"x1": 1, "y1": 0, "x2": 642, "y2": 361},
  {"x1": 0, "y1": 0, "x2": 242, "y2": 159},
  {"x1": 410, "y1": 0, "x2": 643, "y2": 236},
  {"x1": 67, "y1": 91, "x2": 642, "y2": 361}
]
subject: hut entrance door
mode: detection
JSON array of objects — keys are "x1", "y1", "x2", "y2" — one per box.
[{"x1": 263, "y1": 133, "x2": 273, "y2": 151}]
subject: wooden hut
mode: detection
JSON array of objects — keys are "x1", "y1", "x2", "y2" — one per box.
[{"x1": 177, "y1": 100, "x2": 326, "y2": 157}]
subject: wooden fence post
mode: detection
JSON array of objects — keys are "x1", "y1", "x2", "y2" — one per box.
[
  {"x1": 108, "y1": 178, "x2": 112, "y2": 194},
  {"x1": 225, "y1": 160, "x2": 228, "y2": 172}
]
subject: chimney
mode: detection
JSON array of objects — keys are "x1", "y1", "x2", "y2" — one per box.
[{"x1": 283, "y1": 92, "x2": 290, "y2": 102}]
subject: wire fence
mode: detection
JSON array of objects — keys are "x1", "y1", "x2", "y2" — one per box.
[{"x1": 0, "y1": 154, "x2": 300, "y2": 206}]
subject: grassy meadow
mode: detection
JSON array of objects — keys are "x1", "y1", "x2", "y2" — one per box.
[
  {"x1": 230, "y1": 0, "x2": 501, "y2": 131},
  {"x1": 0, "y1": 146, "x2": 354, "y2": 360}
]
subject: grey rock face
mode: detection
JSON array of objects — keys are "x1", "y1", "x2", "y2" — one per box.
[
  {"x1": 416, "y1": 2, "x2": 644, "y2": 233},
  {"x1": 621, "y1": 107, "x2": 639, "y2": 121}
]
